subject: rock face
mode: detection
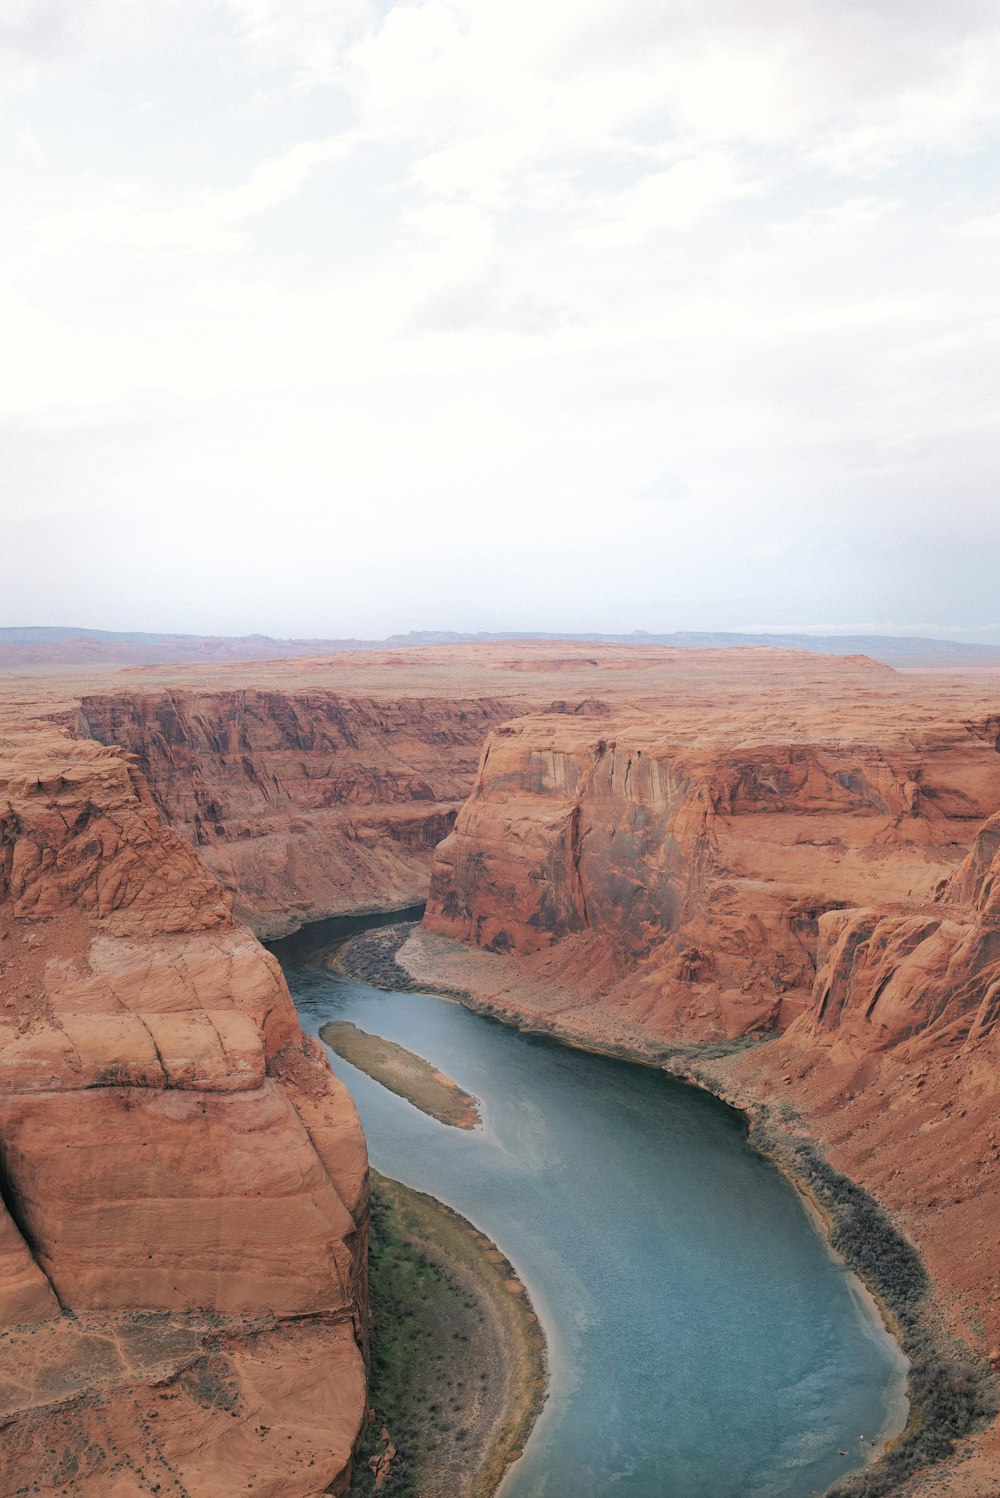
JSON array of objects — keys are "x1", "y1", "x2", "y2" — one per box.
[
  {"x1": 799, "y1": 810, "x2": 1000, "y2": 1056},
  {"x1": 425, "y1": 709, "x2": 1000, "y2": 1041},
  {"x1": 73, "y1": 690, "x2": 523, "y2": 937},
  {"x1": 0, "y1": 725, "x2": 368, "y2": 1497}
]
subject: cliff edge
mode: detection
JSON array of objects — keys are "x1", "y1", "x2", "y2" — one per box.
[
  {"x1": 73, "y1": 690, "x2": 523, "y2": 938},
  {"x1": 0, "y1": 720, "x2": 369, "y2": 1497}
]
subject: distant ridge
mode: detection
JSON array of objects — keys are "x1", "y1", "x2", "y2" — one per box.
[
  {"x1": 379, "y1": 629, "x2": 1000, "y2": 668},
  {"x1": 3, "y1": 626, "x2": 1000, "y2": 671}
]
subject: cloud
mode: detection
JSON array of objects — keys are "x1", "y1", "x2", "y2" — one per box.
[
  {"x1": 577, "y1": 153, "x2": 767, "y2": 244},
  {"x1": 4, "y1": 0, "x2": 1000, "y2": 637},
  {"x1": 0, "y1": 0, "x2": 80, "y2": 60},
  {"x1": 809, "y1": 31, "x2": 1000, "y2": 174},
  {"x1": 220, "y1": 0, "x2": 378, "y2": 84},
  {"x1": 31, "y1": 131, "x2": 361, "y2": 257}
]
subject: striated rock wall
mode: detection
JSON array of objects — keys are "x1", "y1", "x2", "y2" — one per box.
[
  {"x1": 72, "y1": 690, "x2": 525, "y2": 937},
  {"x1": 799, "y1": 807, "x2": 1000, "y2": 1055},
  {"x1": 0, "y1": 725, "x2": 369, "y2": 1497},
  {"x1": 424, "y1": 711, "x2": 1000, "y2": 1041}
]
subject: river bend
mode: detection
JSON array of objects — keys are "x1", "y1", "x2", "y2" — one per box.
[{"x1": 275, "y1": 936, "x2": 907, "y2": 1498}]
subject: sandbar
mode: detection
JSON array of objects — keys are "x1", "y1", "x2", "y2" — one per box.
[{"x1": 320, "y1": 1019, "x2": 481, "y2": 1129}]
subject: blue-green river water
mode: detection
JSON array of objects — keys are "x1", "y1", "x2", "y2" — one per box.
[{"x1": 273, "y1": 928, "x2": 908, "y2": 1498}]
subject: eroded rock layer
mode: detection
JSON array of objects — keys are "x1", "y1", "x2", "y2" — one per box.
[
  {"x1": 0, "y1": 723, "x2": 368, "y2": 1497},
  {"x1": 424, "y1": 707, "x2": 1000, "y2": 1041},
  {"x1": 73, "y1": 690, "x2": 524, "y2": 937}
]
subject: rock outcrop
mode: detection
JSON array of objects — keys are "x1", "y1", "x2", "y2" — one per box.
[
  {"x1": 0, "y1": 724, "x2": 368, "y2": 1497},
  {"x1": 72, "y1": 690, "x2": 524, "y2": 937},
  {"x1": 799, "y1": 807, "x2": 1000, "y2": 1056},
  {"x1": 424, "y1": 709, "x2": 1000, "y2": 1041}
]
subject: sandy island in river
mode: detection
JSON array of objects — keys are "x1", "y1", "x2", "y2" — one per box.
[
  {"x1": 319, "y1": 1020, "x2": 481, "y2": 1129},
  {"x1": 350, "y1": 1171, "x2": 547, "y2": 1498}
]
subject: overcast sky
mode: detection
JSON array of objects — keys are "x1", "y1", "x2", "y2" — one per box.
[{"x1": 4, "y1": 0, "x2": 1000, "y2": 641}]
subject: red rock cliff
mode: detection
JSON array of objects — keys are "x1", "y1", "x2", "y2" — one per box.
[
  {"x1": 73, "y1": 690, "x2": 524, "y2": 937},
  {"x1": 425, "y1": 708, "x2": 1000, "y2": 1040},
  {"x1": 0, "y1": 723, "x2": 369, "y2": 1497}
]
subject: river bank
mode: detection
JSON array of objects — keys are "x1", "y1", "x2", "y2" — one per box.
[
  {"x1": 349, "y1": 1171, "x2": 547, "y2": 1498},
  {"x1": 334, "y1": 920, "x2": 996, "y2": 1498}
]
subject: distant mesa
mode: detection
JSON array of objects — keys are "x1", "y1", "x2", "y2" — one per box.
[{"x1": 3, "y1": 624, "x2": 1000, "y2": 670}]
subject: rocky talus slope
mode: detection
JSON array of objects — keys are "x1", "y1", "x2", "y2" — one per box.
[{"x1": 0, "y1": 722, "x2": 368, "y2": 1497}]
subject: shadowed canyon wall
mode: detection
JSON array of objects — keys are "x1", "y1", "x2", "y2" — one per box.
[{"x1": 73, "y1": 690, "x2": 526, "y2": 937}]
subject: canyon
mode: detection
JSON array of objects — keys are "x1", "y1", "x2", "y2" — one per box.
[
  {"x1": 69, "y1": 687, "x2": 521, "y2": 938},
  {"x1": 3, "y1": 641, "x2": 1000, "y2": 1493}
]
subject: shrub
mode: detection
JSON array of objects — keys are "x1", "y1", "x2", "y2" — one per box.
[{"x1": 751, "y1": 1107, "x2": 996, "y2": 1497}]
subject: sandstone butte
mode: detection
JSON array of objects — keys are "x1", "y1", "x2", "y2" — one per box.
[{"x1": 4, "y1": 641, "x2": 1000, "y2": 1494}]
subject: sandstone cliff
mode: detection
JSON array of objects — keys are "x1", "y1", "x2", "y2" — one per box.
[
  {"x1": 424, "y1": 709, "x2": 1000, "y2": 1041},
  {"x1": 72, "y1": 690, "x2": 524, "y2": 938},
  {"x1": 0, "y1": 722, "x2": 369, "y2": 1497}
]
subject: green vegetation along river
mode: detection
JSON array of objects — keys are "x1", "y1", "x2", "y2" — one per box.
[{"x1": 274, "y1": 929, "x2": 908, "y2": 1498}]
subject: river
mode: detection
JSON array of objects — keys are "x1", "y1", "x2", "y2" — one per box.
[{"x1": 273, "y1": 923, "x2": 908, "y2": 1498}]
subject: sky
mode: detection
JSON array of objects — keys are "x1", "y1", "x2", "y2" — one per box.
[{"x1": 4, "y1": 0, "x2": 1000, "y2": 642}]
